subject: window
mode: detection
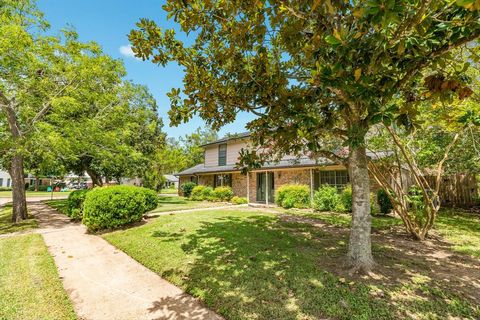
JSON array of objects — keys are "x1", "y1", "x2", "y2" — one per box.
[
  {"x1": 316, "y1": 170, "x2": 349, "y2": 190},
  {"x1": 214, "y1": 174, "x2": 232, "y2": 188},
  {"x1": 6, "y1": 179, "x2": 11, "y2": 188},
  {"x1": 0, "y1": 178, "x2": 3, "y2": 187},
  {"x1": 218, "y1": 144, "x2": 227, "y2": 166}
]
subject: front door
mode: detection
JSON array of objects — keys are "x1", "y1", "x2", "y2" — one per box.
[{"x1": 256, "y1": 172, "x2": 274, "y2": 203}]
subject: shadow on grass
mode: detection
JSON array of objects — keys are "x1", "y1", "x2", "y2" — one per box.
[{"x1": 149, "y1": 213, "x2": 480, "y2": 319}]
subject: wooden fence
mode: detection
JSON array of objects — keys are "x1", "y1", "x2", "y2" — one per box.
[{"x1": 424, "y1": 174, "x2": 479, "y2": 207}]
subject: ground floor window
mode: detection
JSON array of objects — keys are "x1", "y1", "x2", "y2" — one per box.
[
  {"x1": 314, "y1": 170, "x2": 349, "y2": 190},
  {"x1": 190, "y1": 176, "x2": 198, "y2": 184},
  {"x1": 214, "y1": 174, "x2": 232, "y2": 188}
]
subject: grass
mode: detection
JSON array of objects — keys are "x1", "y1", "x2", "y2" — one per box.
[
  {"x1": 280, "y1": 208, "x2": 404, "y2": 230},
  {"x1": 282, "y1": 207, "x2": 480, "y2": 257},
  {"x1": 0, "y1": 191, "x2": 71, "y2": 198},
  {"x1": 103, "y1": 208, "x2": 479, "y2": 320},
  {"x1": 159, "y1": 188, "x2": 178, "y2": 195},
  {"x1": 44, "y1": 199, "x2": 70, "y2": 216},
  {"x1": 0, "y1": 205, "x2": 37, "y2": 235},
  {"x1": 436, "y1": 209, "x2": 480, "y2": 258},
  {"x1": 0, "y1": 234, "x2": 76, "y2": 320},
  {"x1": 150, "y1": 195, "x2": 229, "y2": 213}
]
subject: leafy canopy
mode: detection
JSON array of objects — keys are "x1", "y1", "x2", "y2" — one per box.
[{"x1": 130, "y1": 0, "x2": 480, "y2": 162}]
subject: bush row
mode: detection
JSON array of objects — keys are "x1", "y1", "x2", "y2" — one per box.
[
  {"x1": 275, "y1": 184, "x2": 392, "y2": 215},
  {"x1": 66, "y1": 186, "x2": 158, "y2": 232},
  {"x1": 183, "y1": 184, "x2": 247, "y2": 204},
  {"x1": 190, "y1": 185, "x2": 234, "y2": 201}
]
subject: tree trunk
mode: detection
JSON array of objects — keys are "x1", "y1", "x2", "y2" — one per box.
[
  {"x1": 3, "y1": 102, "x2": 28, "y2": 222},
  {"x1": 34, "y1": 176, "x2": 39, "y2": 192},
  {"x1": 86, "y1": 168, "x2": 103, "y2": 187},
  {"x1": 10, "y1": 154, "x2": 27, "y2": 223},
  {"x1": 347, "y1": 144, "x2": 374, "y2": 273}
]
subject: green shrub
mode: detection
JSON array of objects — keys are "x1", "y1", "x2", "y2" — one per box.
[
  {"x1": 212, "y1": 186, "x2": 234, "y2": 201},
  {"x1": 338, "y1": 185, "x2": 353, "y2": 212},
  {"x1": 181, "y1": 182, "x2": 197, "y2": 198},
  {"x1": 190, "y1": 185, "x2": 213, "y2": 201},
  {"x1": 313, "y1": 185, "x2": 341, "y2": 211},
  {"x1": 82, "y1": 186, "x2": 159, "y2": 232},
  {"x1": 231, "y1": 196, "x2": 248, "y2": 204},
  {"x1": 67, "y1": 189, "x2": 89, "y2": 220},
  {"x1": 377, "y1": 189, "x2": 393, "y2": 214},
  {"x1": 275, "y1": 184, "x2": 311, "y2": 209},
  {"x1": 0, "y1": 187, "x2": 12, "y2": 191}
]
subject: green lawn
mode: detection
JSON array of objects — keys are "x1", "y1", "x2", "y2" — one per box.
[
  {"x1": 0, "y1": 234, "x2": 76, "y2": 320},
  {"x1": 44, "y1": 199, "x2": 70, "y2": 216},
  {"x1": 0, "y1": 191, "x2": 71, "y2": 198},
  {"x1": 436, "y1": 209, "x2": 480, "y2": 258},
  {"x1": 281, "y1": 208, "x2": 480, "y2": 257},
  {"x1": 159, "y1": 188, "x2": 178, "y2": 195},
  {"x1": 280, "y1": 208, "x2": 404, "y2": 230},
  {"x1": 0, "y1": 205, "x2": 37, "y2": 235},
  {"x1": 150, "y1": 196, "x2": 229, "y2": 213},
  {"x1": 103, "y1": 208, "x2": 479, "y2": 320}
]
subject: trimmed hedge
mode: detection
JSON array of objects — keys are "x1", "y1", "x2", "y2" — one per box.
[
  {"x1": 67, "y1": 189, "x2": 89, "y2": 220},
  {"x1": 231, "y1": 196, "x2": 248, "y2": 204},
  {"x1": 212, "y1": 186, "x2": 234, "y2": 201},
  {"x1": 82, "y1": 186, "x2": 158, "y2": 232},
  {"x1": 190, "y1": 185, "x2": 214, "y2": 201},
  {"x1": 181, "y1": 182, "x2": 197, "y2": 198},
  {"x1": 0, "y1": 187, "x2": 12, "y2": 191},
  {"x1": 275, "y1": 184, "x2": 311, "y2": 209},
  {"x1": 313, "y1": 185, "x2": 341, "y2": 211}
]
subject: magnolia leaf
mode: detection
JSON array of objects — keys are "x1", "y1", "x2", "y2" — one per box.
[
  {"x1": 324, "y1": 35, "x2": 341, "y2": 45},
  {"x1": 397, "y1": 40, "x2": 405, "y2": 56},
  {"x1": 333, "y1": 29, "x2": 342, "y2": 41},
  {"x1": 354, "y1": 68, "x2": 362, "y2": 81}
]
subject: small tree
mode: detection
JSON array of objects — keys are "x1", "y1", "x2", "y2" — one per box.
[{"x1": 130, "y1": 1, "x2": 480, "y2": 272}]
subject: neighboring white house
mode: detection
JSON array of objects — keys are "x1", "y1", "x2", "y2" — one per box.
[
  {"x1": 164, "y1": 175, "x2": 179, "y2": 189},
  {"x1": 0, "y1": 170, "x2": 12, "y2": 188}
]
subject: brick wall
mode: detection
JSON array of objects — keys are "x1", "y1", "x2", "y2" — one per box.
[{"x1": 231, "y1": 173, "x2": 247, "y2": 197}]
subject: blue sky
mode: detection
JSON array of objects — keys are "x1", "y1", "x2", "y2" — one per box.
[{"x1": 37, "y1": 0, "x2": 255, "y2": 139}]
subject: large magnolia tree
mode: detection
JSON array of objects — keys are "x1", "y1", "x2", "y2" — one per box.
[{"x1": 130, "y1": 1, "x2": 480, "y2": 272}]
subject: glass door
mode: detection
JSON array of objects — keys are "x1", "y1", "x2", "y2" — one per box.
[{"x1": 256, "y1": 172, "x2": 274, "y2": 203}]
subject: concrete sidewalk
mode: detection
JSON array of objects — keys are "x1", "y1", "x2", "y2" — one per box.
[{"x1": 31, "y1": 202, "x2": 222, "y2": 320}]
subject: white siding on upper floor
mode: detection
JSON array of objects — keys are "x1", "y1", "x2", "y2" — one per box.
[{"x1": 204, "y1": 139, "x2": 251, "y2": 167}]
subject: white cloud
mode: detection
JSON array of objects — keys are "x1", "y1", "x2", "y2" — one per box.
[{"x1": 119, "y1": 45, "x2": 140, "y2": 60}]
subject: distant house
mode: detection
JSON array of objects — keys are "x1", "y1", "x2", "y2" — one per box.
[
  {"x1": 0, "y1": 170, "x2": 12, "y2": 189},
  {"x1": 163, "y1": 175, "x2": 179, "y2": 189},
  {"x1": 176, "y1": 132, "x2": 384, "y2": 203}
]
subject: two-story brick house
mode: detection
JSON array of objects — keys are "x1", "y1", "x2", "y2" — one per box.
[{"x1": 176, "y1": 132, "x2": 375, "y2": 204}]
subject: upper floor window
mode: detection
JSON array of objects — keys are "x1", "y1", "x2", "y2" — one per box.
[{"x1": 218, "y1": 144, "x2": 227, "y2": 166}]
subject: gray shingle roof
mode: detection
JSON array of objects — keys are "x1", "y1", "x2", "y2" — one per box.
[
  {"x1": 174, "y1": 150, "x2": 391, "y2": 176},
  {"x1": 200, "y1": 132, "x2": 251, "y2": 147}
]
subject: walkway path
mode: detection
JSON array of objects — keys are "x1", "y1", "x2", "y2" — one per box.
[{"x1": 31, "y1": 202, "x2": 222, "y2": 320}]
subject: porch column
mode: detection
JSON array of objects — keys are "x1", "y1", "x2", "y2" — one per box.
[
  {"x1": 246, "y1": 173, "x2": 250, "y2": 204},
  {"x1": 310, "y1": 168, "x2": 314, "y2": 206},
  {"x1": 265, "y1": 170, "x2": 269, "y2": 206}
]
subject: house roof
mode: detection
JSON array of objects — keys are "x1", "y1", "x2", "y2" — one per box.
[
  {"x1": 175, "y1": 157, "x2": 334, "y2": 176},
  {"x1": 175, "y1": 151, "x2": 391, "y2": 176},
  {"x1": 200, "y1": 132, "x2": 251, "y2": 147},
  {"x1": 163, "y1": 174, "x2": 179, "y2": 182}
]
